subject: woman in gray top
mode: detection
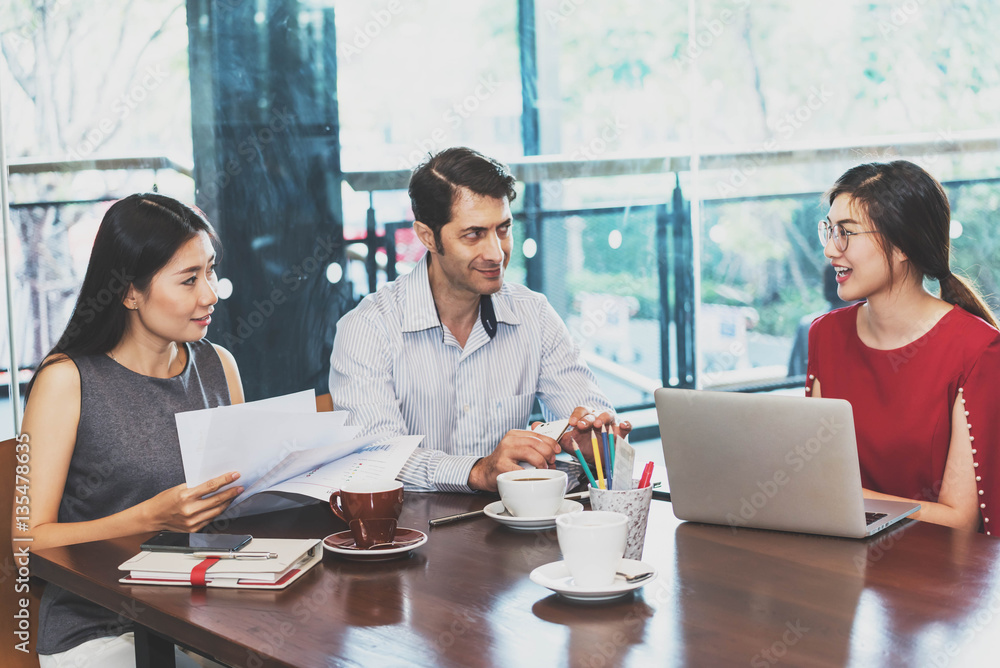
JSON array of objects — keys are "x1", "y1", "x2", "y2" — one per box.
[{"x1": 20, "y1": 194, "x2": 245, "y2": 666}]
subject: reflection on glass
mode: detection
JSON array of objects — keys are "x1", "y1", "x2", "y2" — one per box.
[
  {"x1": 3, "y1": 0, "x2": 1000, "y2": 428},
  {"x1": 216, "y1": 277, "x2": 234, "y2": 300},
  {"x1": 326, "y1": 262, "x2": 344, "y2": 284}
]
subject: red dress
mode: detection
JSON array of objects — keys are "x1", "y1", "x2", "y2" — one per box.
[{"x1": 807, "y1": 303, "x2": 1000, "y2": 535}]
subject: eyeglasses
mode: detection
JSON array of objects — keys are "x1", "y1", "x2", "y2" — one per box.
[{"x1": 817, "y1": 220, "x2": 878, "y2": 252}]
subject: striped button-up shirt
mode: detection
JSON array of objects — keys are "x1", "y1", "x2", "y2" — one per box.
[{"x1": 329, "y1": 255, "x2": 613, "y2": 492}]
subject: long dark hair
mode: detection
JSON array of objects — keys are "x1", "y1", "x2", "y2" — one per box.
[
  {"x1": 826, "y1": 160, "x2": 997, "y2": 328},
  {"x1": 25, "y1": 193, "x2": 219, "y2": 398}
]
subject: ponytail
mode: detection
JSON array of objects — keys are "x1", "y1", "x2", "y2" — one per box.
[{"x1": 940, "y1": 273, "x2": 999, "y2": 329}]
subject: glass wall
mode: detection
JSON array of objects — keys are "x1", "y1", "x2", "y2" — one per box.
[{"x1": 3, "y1": 0, "x2": 1000, "y2": 437}]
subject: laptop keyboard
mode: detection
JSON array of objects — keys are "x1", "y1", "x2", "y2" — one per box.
[{"x1": 865, "y1": 512, "x2": 888, "y2": 525}]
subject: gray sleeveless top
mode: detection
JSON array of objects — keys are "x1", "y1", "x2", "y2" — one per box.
[{"x1": 37, "y1": 339, "x2": 231, "y2": 655}]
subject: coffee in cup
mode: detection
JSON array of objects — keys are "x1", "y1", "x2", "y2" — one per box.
[{"x1": 496, "y1": 468, "x2": 567, "y2": 517}]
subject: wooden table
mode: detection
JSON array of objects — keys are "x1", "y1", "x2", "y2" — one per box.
[{"x1": 31, "y1": 493, "x2": 1000, "y2": 668}]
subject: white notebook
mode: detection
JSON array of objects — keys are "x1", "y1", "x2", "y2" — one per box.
[{"x1": 119, "y1": 538, "x2": 321, "y2": 590}]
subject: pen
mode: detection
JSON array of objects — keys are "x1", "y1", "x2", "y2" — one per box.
[
  {"x1": 428, "y1": 491, "x2": 591, "y2": 527},
  {"x1": 591, "y1": 429, "x2": 606, "y2": 489},
  {"x1": 190, "y1": 551, "x2": 278, "y2": 560},
  {"x1": 638, "y1": 461, "x2": 654, "y2": 489}
]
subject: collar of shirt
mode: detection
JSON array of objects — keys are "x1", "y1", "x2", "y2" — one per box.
[{"x1": 400, "y1": 254, "x2": 522, "y2": 337}]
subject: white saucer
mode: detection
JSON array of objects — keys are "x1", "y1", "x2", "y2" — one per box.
[
  {"x1": 322, "y1": 528, "x2": 427, "y2": 561},
  {"x1": 529, "y1": 558, "x2": 657, "y2": 601},
  {"x1": 483, "y1": 499, "x2": 583, "y2": 530}
]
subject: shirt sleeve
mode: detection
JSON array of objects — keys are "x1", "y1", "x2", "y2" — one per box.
[
  {"x1": 805, "y1": 314, "x2": 824, "y2": 396},
  {"x1": 534, "y1": 300, "x2": 615, "y2": 420},
  {"x1": 329, "y1": 311, "x2": 477, "y2": 493},
  {"x1": 959, "y1": 335, "x2": 1000, "y2": 535}
]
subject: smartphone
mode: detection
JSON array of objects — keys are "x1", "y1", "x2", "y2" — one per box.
[{"x1": 140, "y1": 531, "x2": 253, "y2": 553}]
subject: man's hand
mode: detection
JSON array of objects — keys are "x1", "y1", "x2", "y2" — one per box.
[
  {"x1": 559, "y1": 407, "x2": 632, "y2": 462},
  {"x1": 467, "y1": 430, "x2": 561, "y2": 492}
]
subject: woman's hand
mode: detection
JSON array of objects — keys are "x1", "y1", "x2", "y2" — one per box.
[{"x1": 141, "y1": 471, "x2": 244, "y2": 532}]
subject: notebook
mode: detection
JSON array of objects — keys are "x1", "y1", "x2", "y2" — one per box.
[
  {"x1": 119, "y1": 537, "x2": 322, "y2": 589},
  {"x1": 655, "y1": 388, "x2": 920, "y2": 538}
]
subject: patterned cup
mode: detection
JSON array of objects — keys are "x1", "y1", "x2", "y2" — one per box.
[{"x1": 589, "y1": 480, "x2": 653, "y2": 560}]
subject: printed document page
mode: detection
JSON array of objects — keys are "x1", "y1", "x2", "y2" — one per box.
[
  {"x1": 176, "y1": 389, "x2": 318, "y2": 483},
  {"x1": 175, "y1": 392, "x2": 423, "y2": 518},
  {"x1": 264, "y1": 435, "x2": 422, "y2": 501}
]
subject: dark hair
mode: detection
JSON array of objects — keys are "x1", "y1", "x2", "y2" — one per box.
[
  {"x1": 408, "y1": 147, "x2": 517, "y2": 252},
  {"x1": 25, "y1": 193, "x2": 219, "y2": 398},
  {"x1": 826, "y1": 160, "x2": 997, "y2": 328}
]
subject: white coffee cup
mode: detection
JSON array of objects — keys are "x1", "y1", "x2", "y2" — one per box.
[
  {"x1": 556, "y1": 510, "x2": 628, "y2": 587},
  {"x1": 496, "y1": 469, "x2": 567, "y2": 517}
]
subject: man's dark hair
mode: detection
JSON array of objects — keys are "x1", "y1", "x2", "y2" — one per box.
[{"x1": 408, "y1": 147, "x2": 517, "y2": 252}]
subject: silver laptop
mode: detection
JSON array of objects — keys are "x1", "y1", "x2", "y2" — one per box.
[{"x1": 655, "y1": 388, "x2": 920, "y2": 538}]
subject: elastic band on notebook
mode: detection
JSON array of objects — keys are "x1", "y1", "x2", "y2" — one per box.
[{"x1": 189, "y1": 557, "x2": 220, "y2": 586}]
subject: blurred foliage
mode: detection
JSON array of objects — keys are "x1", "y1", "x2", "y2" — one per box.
[
  {"x1": 567, "y1": 270, "x2": 659, "y2": 320},
  {"x1": 946, "y1": 182, "x2": 1000, "y2": 308}
]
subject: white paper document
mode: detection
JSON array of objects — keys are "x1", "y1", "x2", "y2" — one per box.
[
  {"x1": 197, "y1": 410, "x2": 355, "y2": 487},
  {"x1": 263, "y1": 435, "x2": 423, "y2": 500},
  {"x1": 174, "y1": 391, "x2": 422, "y2": 517},
  {"x1": 175, "y1": 389, "x2": 318, "y2": 483}
]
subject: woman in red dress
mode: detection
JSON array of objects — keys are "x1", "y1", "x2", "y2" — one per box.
[{"x1": 807, "y1": 160, "x2": 999, "y2": 534}]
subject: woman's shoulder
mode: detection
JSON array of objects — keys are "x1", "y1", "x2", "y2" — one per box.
[
  {"x1": 186, "y1": 339, "x2": 229, "y2": 370},
  {"x1": 202, "y1": 339, "x2": 244, "y2": 405},
  {"x1": 207, "y1": 341, "x2": 239, "y2": 376},
  {"x1": 944, "y1": 306, "x2": 1000, "y2": 364},
  {"x1": 188, "y1": 338, "x2": 229, "y2": 363},
  {"x1": 33, "y1": 354, "x2": 81, "y2": 384},
  {"x1": 948, "y1": 306, "x2": 1000, "y2": 342},
  {"x1": 25, "y1": 354, "x2": 81, "y2": 409}
]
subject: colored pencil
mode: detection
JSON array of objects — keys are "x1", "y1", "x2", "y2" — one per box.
[
  {"x1": 608, "y1": 428, "x2": 615, "y2": 477},
  {"x1": 601, "y1": 425, "x2": 612, "y2": 490},
  {"x1": 591, "y1": 429, "x2": 606, "y2": 489},
  {"x1": 571, "y1": 443, "x2": 598, "y2": 489}
]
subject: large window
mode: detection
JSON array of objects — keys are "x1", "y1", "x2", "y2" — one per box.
[{"x1": 4, "y1": 0, "x2": 1000, "y2": 437}]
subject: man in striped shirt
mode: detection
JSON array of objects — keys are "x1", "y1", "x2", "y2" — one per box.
[{"x1": 330, "y1": 147, "x2": 629, "y2": 493}]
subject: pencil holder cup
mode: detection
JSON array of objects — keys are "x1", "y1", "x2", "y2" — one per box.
[{"x1": 589, "y1": 481, "x2": 653, "y2": 560}]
